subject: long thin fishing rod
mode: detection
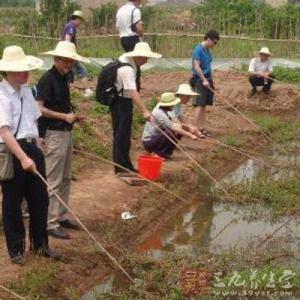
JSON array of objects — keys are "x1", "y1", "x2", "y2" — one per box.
[
  {"x1": 0, "y1": 285, "x2": 26, "y2": 300},
  {"x1": 177, "y1": 120, "x2": 273, "y2": 167},
  {"x1": 35, "y1": 171, "x2": 134, "y2": 283},
  {"x1": 73, "y1": 149, "x2": 189, "y2": 204},
  {"x1": 210, "y1": 219, "x2": 238, "y2": 242},
  {"x1": 207, "y1": 86, "x2": 289, "y2": 155},
  {"x1": 255, "y1": 213, "x2": 297, "y2": 249},
  {"x1": 150, "y1": 117, "x2": 233, "y2": 200},
  {"x1": 163, "y1": 57, "x2": 289, "y2": 154}
]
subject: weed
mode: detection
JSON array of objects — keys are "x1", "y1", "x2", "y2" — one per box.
[{"x1": 7, "y1": 259, "x2": 60, "y2": 299}]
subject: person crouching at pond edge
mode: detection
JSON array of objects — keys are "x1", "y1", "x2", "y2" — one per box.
[
  {"x1": 248, "y1": 47, "x2": 273, "y2": 96},
  {"x1": 175, "y1": 83, "x2": 206, "y2": 138},
  {"x1": 142, "y1": 92, "x2": 198, "y2": 160}
]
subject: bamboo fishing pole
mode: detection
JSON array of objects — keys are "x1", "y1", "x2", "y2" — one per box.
[
  {"x1": 73, "y1": 149, "x2": 190, "y2": 204},
  {"x1": 35, "y1": 171, "x2": 135, "y2": 284},
  {"x1": 0, "y1": 285, "x2": 26, "y2": 300},
  {"x1": 150, "y1": 117, "x2": 233, "y2": 200},
  {"x1": 177, "y1": 120, "x2": 274, "y2": 168}
]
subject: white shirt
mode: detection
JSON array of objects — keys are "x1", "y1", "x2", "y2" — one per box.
[
  {"x1": 115, "y1": 54, "x2": 137, "y2": 99},
  {"x1": 248, "y1": 57, "x2": 273, "y2": 73},
  {"x1": 0, "y1": 79, "x2": 41, "y2": 143},
  {"x1": 116, "y1": 2, "x2": 142, "y2": 37}
]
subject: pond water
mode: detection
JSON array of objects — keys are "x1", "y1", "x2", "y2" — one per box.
[{"x1": 81, "y1": 155, "x2": 300, "y2": 299}]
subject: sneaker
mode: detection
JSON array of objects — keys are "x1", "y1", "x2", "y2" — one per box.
[
  {"x1": 32, "y1": 248, "x2": 62, "y2": 261},
  {"x1": 83, "y1": 88, "x2": 94, "y2": 97},
  {"x1": 263, "y1": 89, "x2": 271, "y2": 95},
  {"x1": 48, "y1": 227, "x2": 70, "y2": 240},
  {"x1": 59, "y1": 219, "x2": 80, "y2": 231}
]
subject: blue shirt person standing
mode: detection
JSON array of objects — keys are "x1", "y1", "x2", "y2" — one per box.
[
  {"x1": 61, "y1": 10, "x2": 93, "y2": 97},
  {"x1": 191, "y1": 30, "x2": 220, "y2": 137}
]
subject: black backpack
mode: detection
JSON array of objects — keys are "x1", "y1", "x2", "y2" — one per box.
[{"x1": 96, "y1": 59, "x2": 132, "y2": 106}]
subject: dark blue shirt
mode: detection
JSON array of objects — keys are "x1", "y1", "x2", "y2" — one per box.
[
  {"x1": 192, "y1": 44, "x2": 212, "y2": 79},
  {"x1": 61, "y1": 20, "x2": 77, "y2": 45}
]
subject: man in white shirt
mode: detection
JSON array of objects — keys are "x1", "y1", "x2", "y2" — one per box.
[
  {"x1": 0, "y1": 46, "x2": 60, "y2": 264},
  {"x1": 116, "y1": 0, "x2": 143, "y2": 52},
  {"x1": 110, "y1": 42, "x2": 161, "y2": 174},
  {"x1": 248, "y1": 47, "x2": 273, "y2": 96},
  {"x1": 116, "y1": 0, "x2": 144, "y2": 90}
]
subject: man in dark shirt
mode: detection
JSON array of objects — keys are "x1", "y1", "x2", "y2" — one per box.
[
  {"x1": 37, "y1": 41, "x2": 89, "y2": 240},
  {"x1": 61, "y1": 10, "x2": 93, "y2": 97}
]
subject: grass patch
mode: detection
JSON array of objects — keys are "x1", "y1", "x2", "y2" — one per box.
[
  {"x1": 225, "y1": 169, "x2": 300, "y2": 218},
  {"x1": 273, "y1": 66, "x2": 300, "y2": 84},
  {"x1": 247, "y1": 113, "x2": 300, "y2": 144},
  {"x1": 7, "y1": 260, "x2": 60, "y2": 299},
  {"x1": 220, "y1": 134, "x2": 246, "y2": 148}
]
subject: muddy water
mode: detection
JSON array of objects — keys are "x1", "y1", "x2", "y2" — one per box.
[{"x1": 82, "y1": 157, "x2": 300, "y2": 298}]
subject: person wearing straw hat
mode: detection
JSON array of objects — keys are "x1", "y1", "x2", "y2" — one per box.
[
  {"x1": 174, "y1": 83, "x2": 205, "y2": 138},
  {"x1": 142, "y1": 92, "x2": 198, "y2": 159},
  {"x1": 61, "y1": 10, "x2": 93, "y2": 97},
  {"x1": 112, "y1": 42, "x2": 161, "y2": 174},
  {"x1": 36, "y1": 41, "x2": 90, "y2": 240},
  {"x1": 0, "y1": 45, "x2": 61, "y2": 264},
  {"x1": 191, "y1": 30, "x2": 220, "y2": 137},
  {"x1": 248, "y1": 47, "x2": 274, "y2": 96}
]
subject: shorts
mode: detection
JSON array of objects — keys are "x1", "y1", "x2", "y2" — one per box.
[{"x1": 193, "y1": 79, "x2": 215, "y2": 107}]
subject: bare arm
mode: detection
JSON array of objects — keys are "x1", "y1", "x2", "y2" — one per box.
[
  {"x1": 128, "y1": 90, "x2": 151, "y2": 120},
  {"x1": 173, "y1": 124, "x2": 197, "y2": 140},
  {"x1": 193, "y1": 59, "x2": 209, "y2": 87},
  {"x1": 37, "y1": 101, "x2": 77, "y2": 124},
  {"x1": 0, "y1": 127, "x2": 36, "y2": 172},
  {"x1": 135, "y1": 22, "x2": 144, "y2": 37}
]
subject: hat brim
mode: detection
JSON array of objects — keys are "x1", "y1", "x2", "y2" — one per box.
[
  {"x1": 0, "y1": 56, "x2": 43, "y2": 72},
  {"x1": 259, "y1": 51, "x2": 272, "y2": 56},
  {"x1": 176, "y1": 91, "x2": 199, "y2": 96},
  {"x1": 158, "y1": 97, "x2": 181, "y2": 107},
  {"x1": 41, "y1": 50, "x2": 90, "y2": 63},
  {"x1": 124, "y1": 51, "x2": 162, "y2": 59}
]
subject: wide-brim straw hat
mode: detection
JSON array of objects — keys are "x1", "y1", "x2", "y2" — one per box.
[
  {"x1": 258, "y1": 47, "x2": 272, "y2": 56},
  {"x1": 42, "y1": 41, "x2": 90, "y2": 63},
  {"x1": 0, "y1": 45, "x2": 43, "y2": 72},
  {"x1": 157, "y1": 92, "x2": 181, "y2": 107},
  {"x1": 72, "y1": 10, "x2": 85, "y2": 21},
  {"x1": 176, "y1": 83, "x2": 199, "y2": 96},
  {"x1": 125, "y1": 42, "x2": 162, "y2": 58}
]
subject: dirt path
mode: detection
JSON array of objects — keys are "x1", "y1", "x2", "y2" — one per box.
[{"x1": 0, "y1": 70, "x2": 300, "y2": 297}]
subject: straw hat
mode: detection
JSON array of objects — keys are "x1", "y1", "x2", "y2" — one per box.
[
  {"x1": 176, "y1": 83, "x2": 199, "y2": 96},
  {"x1": 157, "y1": 92, "x2": 181, "y2": 107},
  {"x1": 125, "y1": 42, "x2": 162, "y2": 58},
  {"x1": 258, "y1": 47, "x2": 272, "y2": 56},
  {"x1": 42, "y1": 41, "x2": 90, "y2": 63},
  {"x1": 72, "y1": 10, "x2": 85, "y2": 21},
  {"x1": 0, "y1": 45, "x2": 43, "y2": 72}
]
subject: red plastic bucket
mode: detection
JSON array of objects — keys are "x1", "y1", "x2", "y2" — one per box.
[{"x1": 138, "y1": 155, "x2": 163, "y2": 181}]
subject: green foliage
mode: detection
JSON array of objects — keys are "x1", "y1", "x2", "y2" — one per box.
[
  {"x1": 8, "y1": 260, "x2": 59, "y2": 298},
  {"x1": 273, "y1": 67, "x2": 300, "y2": 84},
  {"x1": 221, "y1": 134, "x2": 245, "y2": 148},
  {"x1": 226, "y1": 169, "x2": 300, "y2": 218},
  {"x1": 0, "y1": 0, "x2": 34, "y2": 6},
  {"x1": 91, "y1": 2, "x2": 118, "y2": 28},
  {"x1": 192, "y1": 0, "x2": 300, "y2": 39}
]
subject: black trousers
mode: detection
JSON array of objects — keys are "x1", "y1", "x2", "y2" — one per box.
[
  {"x1": 249, "y1": 75, "x2": 273, "y2": 91},
  {"x1": 1, "y1": 142, "x2": 49, "y2": 258},
  {"x1": 120, "y1": 36, "x2": 141, "y2": 91},
  {"x1": 110, "y1": 97, "x2": 134, "y2": 174}
]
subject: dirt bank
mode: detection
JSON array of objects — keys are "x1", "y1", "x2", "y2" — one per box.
[{"x1": 0, "y1": 70, "x2": 300, "y2": 299}]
